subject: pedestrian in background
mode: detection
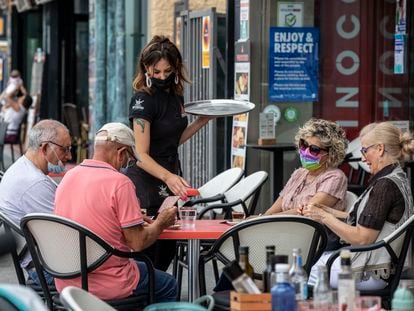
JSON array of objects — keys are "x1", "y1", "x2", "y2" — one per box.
[{"x1": 125, "y1": 35, "x2": 213, "y2": 271}]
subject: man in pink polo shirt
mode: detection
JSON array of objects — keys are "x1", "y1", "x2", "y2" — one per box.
[{"x1": 54, "y1": 122, "x2": 177, "y2": 302}]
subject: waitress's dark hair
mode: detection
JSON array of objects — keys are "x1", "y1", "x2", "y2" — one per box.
[{"x1": 132, "y1": 35, "x2": 190, "y2": 96}]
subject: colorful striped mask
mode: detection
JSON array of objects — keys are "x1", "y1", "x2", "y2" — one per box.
[{"x1": 299, "y1": 148, "x2": 323, "y2": 171}]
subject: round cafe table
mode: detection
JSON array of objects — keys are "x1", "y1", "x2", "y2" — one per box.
[{"x1": 158, "y1": 220, "x2": 231, "y2": 301}]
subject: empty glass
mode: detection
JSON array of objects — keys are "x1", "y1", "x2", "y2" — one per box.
[
  {"x1": 178, "y1": 208, "x2": 197, "y2": 228},
  {"x1": 355, "y1": 296, "x2": 381, "y2": 311}
]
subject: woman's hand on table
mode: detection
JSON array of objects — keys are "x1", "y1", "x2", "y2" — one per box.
[
  {"x1": 302, "y1": 203, "x2": 328, "y2": 223},
  {"x1": 164, "y1": 173, "x2": 190, "y2": 198}
]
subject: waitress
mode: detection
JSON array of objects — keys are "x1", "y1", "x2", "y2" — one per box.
[{"x1": 125, "y1": 35, "x2": 212, "y2": 271}]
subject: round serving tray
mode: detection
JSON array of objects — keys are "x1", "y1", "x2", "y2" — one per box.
[{"x1": 184, "y1": 99, "x2": 255, "y2": 117}]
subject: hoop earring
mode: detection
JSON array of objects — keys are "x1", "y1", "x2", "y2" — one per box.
[
  {"x1": 145, "y1": 73, "x2": 152, "y2": 88},
  {"x1": 175, "y1": 74, "x2": 179, "y2": 85}
]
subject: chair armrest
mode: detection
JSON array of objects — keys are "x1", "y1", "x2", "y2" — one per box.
[
  {"x1": 183, "y1": 194, "x2": 225, "y2": 207},
  {"x1": 199, "y1": 199, "x2": 244, "y2": 219},
  {"x1": 112, "y1": 249, "x2": 155, "y2": 304},
  {"x1": 326, "y1": 240, "x2": 386, "y2": 280}
]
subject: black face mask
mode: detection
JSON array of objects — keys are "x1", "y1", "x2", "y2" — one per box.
[{"x1": 151, "y1": 73, "x2": 176, "y2": 90}]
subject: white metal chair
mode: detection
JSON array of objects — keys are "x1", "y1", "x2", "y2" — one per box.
[
  {"x1": 0, "y1": 284, "x2": 49, "y2": 311},
  {"x1": 179, "y1": 167, "x2": 244, "y2": 209},
  {"x1": 199, "y1": 215, "x2": 328, "y2": 307},
  {"x1": 327, "y1": 214, "x2": 414, "y2": 309},
  {"x1": 60, "y1": 286, "x2": 116, "y2": 311},
  {"x1": 345, "y1": 190, "x2": 358, "y2": 213},
  {"x1": 21, "y1": 213, "x2": 155, "y2": 311},
  {"x1": 0, "y1": 210, "x2": 57, "y2": 299},
  {"x1": 197, "y1": 171, "x2": 269, "y2": 219},
  {"x1": 0, "y1": 121, "x2": 9, "y2": 170}
]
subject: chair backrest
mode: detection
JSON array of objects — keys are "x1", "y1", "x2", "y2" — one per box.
[
  {"x1": 21, "y1": 212, "x2": 155, "y2": 309},
  {"x1": 383, "y1": 214, "x2": 414, "y2": 289},
  {"x1": 21, "y1": 213, "x2": 111, "y2": 281},
  {"x1": 345, "y1": 191, "x2": 358, "y2": 213},
  {"x1": 0, "y1": 121, "x2": 9, "y2": 145},
  {"x1": 198, "y1": 167, "x2": 244, "y2": 200},
  {"x1": 0, "y1": 211, "x2": 29, "y2": 285},
  {"x1": 224, "y1": 171, "x2": 268, "y2": 215},
  {"x1": 0, "y1": 284, "x2": 49, "y2": 311},
  {"x1": 346, "y1": 138, "x2": 361, "y2": 170},
  {"x1": 206, "y1": 215, "x2": 327, "y2": 276},
  {"x1": 60, "y1": 286, "x2": 116, "y2": 311}
]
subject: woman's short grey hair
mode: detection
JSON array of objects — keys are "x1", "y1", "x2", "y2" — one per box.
[
  {"x1": 295, "y1": 118, "x2": 348, "y2": 168},
  {"x1": 27, "y1": 119, "x2": 69, "y2": 150}
]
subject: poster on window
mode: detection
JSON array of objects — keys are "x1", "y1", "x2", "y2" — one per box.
[
  {"x1": 268, "y1": 27, "x2": 319, "y2": 102},
  {"x1": 231, "y1": 113, "x2": 248, "y2": 170},
  {"x1": 202, "y1": 16, "x2": 210, "y2": 69}
]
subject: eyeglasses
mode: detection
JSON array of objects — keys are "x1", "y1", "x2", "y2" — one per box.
[
  {"x1": 299, "y1": 139, "x2": 328, "y2": 156},
  {"x1": 42, "y1": 141, "x2": 72, "y2": 154},
  {"x1": 360, "y1": 144, "x2": 377, "y2": 156}
]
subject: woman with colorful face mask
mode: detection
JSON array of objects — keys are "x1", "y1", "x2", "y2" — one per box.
[
  {"x1": 124, "y1": 35, "x2": 213, "y2": 271},
  {"x1": 265, "y1": 118, "x2": 348, "y2": 249}
]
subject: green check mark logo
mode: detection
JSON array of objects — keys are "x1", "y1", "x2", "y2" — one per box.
[{"x1": 285, "y1": 13, "x2": 296, "y2": 27}]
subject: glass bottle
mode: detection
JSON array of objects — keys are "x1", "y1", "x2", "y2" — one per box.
[
  {"x1": 392, "y1": 280, "x2": 414, "y2": 311},
  {"x1": 271, "y1": 263, "x2": 296, "y2": 311},
  {"x1": 222, "y1": 260, "x2": 261, "y2": 294},
  {"x1": 337, "y1": 250, "x2": 356, "y2": 311},
  {"x1": 313, "y1": 266, "x2": 332, "y2": 310},
  {"x1": 239, "y1": 246, "x2": 254, "y2": 278},
  {"x1": 289, "y1": 248, "x2": 308, "y2": 300},
  {"x1": 270, "y1": 254, "x2": 288, "y2": 288},
  {"x1": 263, "y1": 245, "x2": 276, "y2": 292}
]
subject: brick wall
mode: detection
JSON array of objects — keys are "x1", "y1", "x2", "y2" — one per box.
[{"x1": 149, "y1": 0, "x2": 225, "y2": 40}]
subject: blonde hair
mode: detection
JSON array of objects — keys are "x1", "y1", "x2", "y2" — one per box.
[
  {"x1": 359, "y1": 122, "x2": 414, "y2": 163},
  {"x1": 295, "y1": 118, "x2": 348, "y2": 168}
]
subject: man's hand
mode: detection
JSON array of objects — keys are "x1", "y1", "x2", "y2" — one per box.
[
  {"x1": 155, "y1": 206, "x2": 177, "y2": 229},
  {"x1": 143, "y1": 215, "x2": 154, "y2": 224}
]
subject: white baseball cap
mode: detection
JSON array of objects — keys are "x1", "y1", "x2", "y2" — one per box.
[{"x1": 95, "y1": 122, "x2": 140, "y2": 161}]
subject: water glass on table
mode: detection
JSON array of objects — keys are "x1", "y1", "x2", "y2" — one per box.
[
  {"x1": 231, "y1": 210, "x2": 245, "y2": 223},
  {"x1": 355, "y1": 296, "x2": 381, "y2": 310},
  {"x1": 178, "y1": 207, "x2": 197, "y2": 228}
]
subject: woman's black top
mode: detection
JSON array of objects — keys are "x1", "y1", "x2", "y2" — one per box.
[{"x1": 124, "y1": 89, "x2": 188, "y2": 214}]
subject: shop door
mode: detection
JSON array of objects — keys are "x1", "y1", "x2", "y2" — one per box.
[{"x1": 176, "y1": 8, "x2": 227, "y2": 187}]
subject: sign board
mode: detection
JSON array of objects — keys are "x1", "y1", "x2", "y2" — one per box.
[
  {"x1": 234, "y1": 41, "x2": 250, "y2": 101},
  {"x1": 268, "y1": 27, "x2": 319, "y2": 102},
  {"x1": 201, "y1": 16, "x2": 210, "y2": 69},
  {"x1": 240, "y1": 0, "x2": 249, "y2": 40},
  {"x1": 231, "y1": 113, "x2": 249, "y2": 169},
  {"x1": 277, "y1": 2, "x2": 304, "y2": 27}
]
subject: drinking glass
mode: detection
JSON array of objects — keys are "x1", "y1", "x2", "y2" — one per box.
[
  {"x1": 178, "y1": 208, "x2": 197, "y2": 228},
  {"x1": 231, "y1": 210, "x2": 245, "y2": 223},
  {"x1": 354, "y1": 296, "x2": 381, "y2": 311}
]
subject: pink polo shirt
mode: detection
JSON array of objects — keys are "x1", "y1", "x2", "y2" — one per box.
[
  {"x1": 280, "y1": 167, "x2": 347, "y2": 212},
  {"x1": 54, "y1": 159, "x2": 144, "y2": 300}
]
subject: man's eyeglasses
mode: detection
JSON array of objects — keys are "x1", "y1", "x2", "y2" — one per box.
[
  {"x1": 299, "y1": 139, "x2": 328, "y2": 156},
  {"x1": 360, "y1": 144, "x2": 377, "y2": 156},
  {"x1": 42, "y1": 141, "x2": 72, "y2": 154}
]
